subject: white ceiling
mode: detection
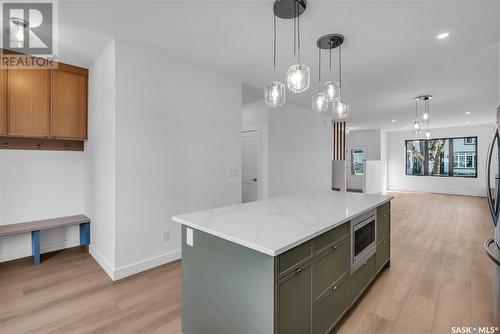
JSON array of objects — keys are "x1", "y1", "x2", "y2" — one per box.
[{"x1": 55, "y1": 0, "x2": 500, "y2": 130}]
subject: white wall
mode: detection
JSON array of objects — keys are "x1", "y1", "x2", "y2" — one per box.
[
  {"x1": 386, "y1": 124, "x2": 495, "y2": 196},
  {"x1": 85, "y1": 39, "x2": 117, "y2": 275},
  {"x1": 242, "y1": 100, "x2": 269, "y2": 200},
  {"x1": 268, "y1": 104, "x2": 332, "y2": 197},
  {"x1": 346, "y1": 129, "x2": 381, "y2": 190},
  {"x1": 111, "y1": 40, "x2": 241, "y2": 278},
  {"x1": 0, "y1": 151, "x2": 85, "y2": 262}
]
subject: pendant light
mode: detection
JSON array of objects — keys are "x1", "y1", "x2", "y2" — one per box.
[
  {"x1": 284, "y1": 0, "x2": 310, "y2": 93},
  {"x1": 412, "y1": 99, "x2": 422, "y2": 135},
  {"x1": 264, "y1": 14, "x2": 285, "y2": 108},
  {"x1": 421, "y1": 95, "x2": 431, "y2": 126},
  {"x1": 332, "y1": 44, "x2": 349, "y2": 119},
  {"x1": 312, "y1": 44, "x2": 328, "y2": 112},
  {"x1": 320, "y1": 40, "x2": 340, "y2": 103},
  {"x1": 412, "y1": 95, "x2": 432, "y2": 136}
]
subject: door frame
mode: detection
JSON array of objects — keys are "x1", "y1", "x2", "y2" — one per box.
[{"x1": 242, "y1": 127, "x2": 261, "y2": 202}]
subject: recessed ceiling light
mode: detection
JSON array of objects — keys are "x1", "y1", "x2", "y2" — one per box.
[
  {"x1": 392, "y1": 119, "x2": 396, "y2": 123},
  {"x1": 437, "y1": 32, "x2": 450, "y2": 40},
  {"x1": 405, "y1": 126, "x2": 409, "y2": 129},
  {"x1": 466, "y1": 121, "x2": 471, "y2": 124},
  {"x1": 465, "y1": 111, "x2": 471, "y2": 115}
]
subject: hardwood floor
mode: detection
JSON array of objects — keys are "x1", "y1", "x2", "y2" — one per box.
[{"x1": 0, "y1": 192, "x2": 497, "y2": 333}]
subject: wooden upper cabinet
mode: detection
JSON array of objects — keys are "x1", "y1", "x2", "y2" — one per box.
[
  {"x1": 51, "y1": 68, "x2": 87, "y2": 140},
  {"x1": 0, "y1": 69, "x2": 6, "y2": 135},
  {"x1": 7, "y1": 69, "x2": 50, "y2": 137}
]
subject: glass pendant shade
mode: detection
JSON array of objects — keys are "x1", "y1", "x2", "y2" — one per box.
[
  {"x1": 320, "y1": 80, "x2": 340, "y2": 102},
  {"x1": 264, "y1": 81, "x2": 285, "y2": 108},
  {"x1": 412, "y1": 120, "x2": 422, "y2": 135},
  {"x1": 287, "y1": 64, "x2": 310, "y2": 93},
  {"x1": 424, "y1": 129, "x2": 432, "y2": 139},
  {"x1": 421, "y1": 111, "x2": 430, "y2": 126},
  {"x1": 312, "y1": 93, "x2": 328, "y2": 113},
  {"x1": 332, "y1": 97, "x2": 350, "y2": 119}
]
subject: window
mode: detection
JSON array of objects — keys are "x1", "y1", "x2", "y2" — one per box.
[
  {"x1": 351, "y1": 148, "x2": 365, "y2": 176},
  {"x1": 405, "y1": 136, "x2": 477, "y2": 178}
]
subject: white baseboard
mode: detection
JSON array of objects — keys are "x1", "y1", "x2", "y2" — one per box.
[
  {"x1": 89, "y1": 245, "x2": 116, "y2": 280},
  {"x1": 89, "y1": 246, "x2": 181, "y2": 281},
  {"x1": 386, "y1": 187, "x2": 486, "y2": 198},
  {"x1": 113, "y1": 249, "x2": 181, "y2": 281}
]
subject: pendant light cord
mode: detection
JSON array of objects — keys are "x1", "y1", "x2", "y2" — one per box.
[
  {"x1": 415, "y1": 99, "x2": 418, "y2": 119},
  {"x1": 339, "y1": 45, "x2": 343, "y2": 95},
  {"x1": 318, "y1": 47, "x2": 321, "y2": 84},
  {"x1": 297, "y1": 0, "x2": 300, "y2": 64},
  {"x1": 293, "y1": 4, "x2": 296, "y2": 64},
  {"x1": 273, "y1": 13, "x2": 276, "y2": 72}
]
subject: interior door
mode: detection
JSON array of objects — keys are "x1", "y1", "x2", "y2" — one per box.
[{"x1": 242, "y1": 130, "x2": 259, "y2": 203}]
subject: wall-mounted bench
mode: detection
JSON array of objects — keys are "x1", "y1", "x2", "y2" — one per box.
[{"x1": 0, "y1": 215, "x2": 90, "y2": 265}]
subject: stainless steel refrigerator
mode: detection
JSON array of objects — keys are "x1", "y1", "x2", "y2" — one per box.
[{"x1": 484, "y1": 105, "x2": 500, "y2": 325}]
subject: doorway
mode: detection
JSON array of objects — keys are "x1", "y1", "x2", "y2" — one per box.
[{"x1": 242, "y1": 129, "x2": 260, "y2": 203}]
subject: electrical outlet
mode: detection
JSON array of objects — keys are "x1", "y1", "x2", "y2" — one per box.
[{"x1": 162, "y1": 230, "x2": 170, "y2": 242}]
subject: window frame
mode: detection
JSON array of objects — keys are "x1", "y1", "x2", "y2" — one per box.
[{"x1": 405, "y1": 136, "x2": 478, "y2": 178}]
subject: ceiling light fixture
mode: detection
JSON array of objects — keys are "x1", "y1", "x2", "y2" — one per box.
[
  {"x1": 437, "y1": 32, "x2": 450, "y2": 40},
  {"x1": 412, "y1": 95, "x2": 433, "y2": 137},
  {"x1": 465, "y1": 111, "x2": 471, "y2": 115},
  {"x1": 311, "y1": 40, "x2": 327, "y2": 112},
  {"x1": 277, "y1": 0, "x2": 310, "y2": 93},
  {"x1": 412, "y1": 99, "x2": 422, "y2": 135},
  {"x1": 328, "y1": 37, "x2": 349, "y2": 119},
  {"x1": 264, "y1": 13, "x2": 285, "y2": 108},
  {"x1": 392, "y1": 119, "x2": 396, "y2": 123},
  {"x1": 265, "y1": 0, "x2": 309, "y2": 107},
  {"x1": 317, "y1": 34, "x2": 343, "y2": 103}
]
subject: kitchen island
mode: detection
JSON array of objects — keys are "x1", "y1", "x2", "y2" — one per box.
[{"x1": 173, "y1": 191, "x2": 393, "y2": 334}]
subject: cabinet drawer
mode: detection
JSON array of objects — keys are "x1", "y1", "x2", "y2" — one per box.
[
  {"x1": 377, "y1": 202, "x2": 390, "y2": 215},
  {"x1": 313, "y1": 275, "x2": 348, "y2": 334},
  {"x1": 313, "y1": 223, "x2": 348, "y2": 254},
  {"x1": 276, "y1": 241, "x2": 313, "y2": 280},
  {"x1": 313, "y1": 237, "x2": 349, "y2": 300},
  {"x1": 350, "y1": 255, "x2": 375, "y2": 305},
  {"x1": 375, "y1": 236, "x2": 390, "y2": 274},
  {"x1": 377, "y1": 210, "x2": 390, "y2": 241}
]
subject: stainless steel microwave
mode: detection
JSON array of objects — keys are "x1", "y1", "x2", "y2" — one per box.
[{"x1": 351, "y1": 209, "x2": 377, "y2": 273}]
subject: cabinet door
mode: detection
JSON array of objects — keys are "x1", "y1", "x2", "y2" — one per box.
[
  {"x1": 0, "y1": 68, "x2": 6, "y2": 135},
  {"x1": 8, "y1": 69, "x2": 50, "y2": 137},
  {"x1": 276, "y1": 263, "x2": 312, "y2": 334},
  {"x1": 350, "y1": 255, "x2": 375, "y2": 305},
  {"x1": 51, "y1": 69, "x2": 87, "y2": 139},
  {"x1": 377, "y1": 210, "x2": 390, "y2": 241},
  {"x1": 375, "y1": 236, "x2": 390, "y2": 273},
  {"x1": 313, "y1": 277, "x2": 349, "y2": 334}
]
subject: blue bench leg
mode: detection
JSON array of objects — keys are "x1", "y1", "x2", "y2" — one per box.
[
  {"x1": 80, "y1": 222, "x2": 90, "y2": 246},
  {"x1": 32, "y1": 230, "x2": 40, "y2": 265}
]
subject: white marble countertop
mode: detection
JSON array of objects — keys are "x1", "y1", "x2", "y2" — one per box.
[{"x1": 172, "y1": 191, "x2": 393, "y2": 256}]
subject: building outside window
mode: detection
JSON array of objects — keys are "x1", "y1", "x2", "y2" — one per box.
[
  {"x1": 351, "y1": 148, "x2": 365, "y2": 176},
  {"x1": 405, "y1": 136, "x2": 477, "y2": 178}
]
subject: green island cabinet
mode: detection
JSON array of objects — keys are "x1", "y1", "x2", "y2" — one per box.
[{"x1": 181, "y1": 201, "x2": 391, "y2": 334}]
